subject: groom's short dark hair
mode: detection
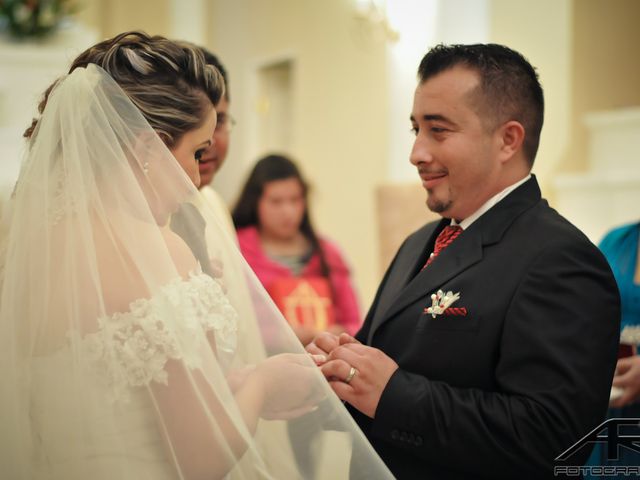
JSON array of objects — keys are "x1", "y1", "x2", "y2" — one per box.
[{"x1": 418, "y1": 43, "x2": 544, "y2": 166}]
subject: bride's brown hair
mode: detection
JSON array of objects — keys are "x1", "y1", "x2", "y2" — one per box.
[{"x1": 24, "y1": 31, "x2": 224, "y2": 148}]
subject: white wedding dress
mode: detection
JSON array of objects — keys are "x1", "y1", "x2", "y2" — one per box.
[
  {"x1": 0, "y1": 64, "x2": 395, "y2": 480},
  {"x1": 29, "y1": 271, "x2": 236, "y2": 480}
]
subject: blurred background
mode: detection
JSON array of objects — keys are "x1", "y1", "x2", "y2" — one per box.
[{"x1": 1, "y1": 0, "x2": 638, "y2": 307}]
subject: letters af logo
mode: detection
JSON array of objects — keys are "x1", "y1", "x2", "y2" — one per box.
[{"x1": 554, "y1": 418, "x2": 640, "y2": 477}]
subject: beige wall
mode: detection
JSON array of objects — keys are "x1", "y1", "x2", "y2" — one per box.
[
  {"x1": 69, "y1": 0, "x2": 638, "y2": 309},
  {"x1": 208, "y1": 0, "x2": 388, "y2": 307},
  {"x1": 490, "y1": 0, "x2": 573, "y2": 201},
  {"x1": 568, "y1": 0, "x2": 640, "y2": 171},
  {"x1": 491, "y1": 0, "x2": 640, "y2": 180},
  {"x1": 77, "y1": 0, "x2": 171, "y2": 39}
]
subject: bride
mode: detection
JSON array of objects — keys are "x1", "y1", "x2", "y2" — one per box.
[{"x1": 0, "y1": 32, "x2": 393, "y2": 480}]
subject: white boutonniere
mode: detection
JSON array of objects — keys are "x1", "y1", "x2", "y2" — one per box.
[{"x1": 425, "y1": 289, "x2": 460, "y2": 318}]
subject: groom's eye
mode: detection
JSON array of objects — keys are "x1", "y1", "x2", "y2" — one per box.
[{"x1": 195, "y1": 149, "x2": 205, "y2": 162}]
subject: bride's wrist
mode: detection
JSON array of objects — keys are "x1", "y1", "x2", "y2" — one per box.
[{"x1": 243, "y1": 369, "x2": 268, "y2": 407}]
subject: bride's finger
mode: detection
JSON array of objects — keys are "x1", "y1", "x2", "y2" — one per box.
[
  {"x1": 309, "y1": 353, "x2": 327, "y2": 365},
  {"x1": 339, "y1": 333, "x2": 360, "y2": 345}
]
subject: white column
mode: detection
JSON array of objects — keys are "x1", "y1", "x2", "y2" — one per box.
[
  {"x1": 554, "y1": 108, "x2": 640, "y2": 242},
  {"x1": 0, "y1": 24, "x2": 97, "y2": 199},
  {"x1": 169, "y1": 0, "x2": 206, "y2": 45}
]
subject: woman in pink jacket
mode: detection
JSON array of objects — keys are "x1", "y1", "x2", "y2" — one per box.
[{"x1": 232, "y1": 154, "x2": 361, "y2": 347}]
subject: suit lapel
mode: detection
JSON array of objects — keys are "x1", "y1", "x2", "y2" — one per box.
[
  {"x1": 367, "y1": 226, "x2": 483, "y2": 342},
  {"x1": 366, "y1": 176, "x2": 543, "y2": 343},
  {"x1": 386, "y1": 231, "x2": 483, "y2": 320},
  {"x1": 365, "y1": 221, "x2": 444, "y2": 343}
]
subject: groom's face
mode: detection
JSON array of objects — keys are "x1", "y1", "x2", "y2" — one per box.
[{"x1": 409, "y1": 66, "x2": 503, "y2": 221}]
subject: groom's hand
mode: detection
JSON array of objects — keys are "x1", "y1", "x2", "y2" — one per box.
[
  {"x1": 305, "y1": 331, "x2": 340, "y2": 357},
  {"x1": 306, "y1": 332, "x2": 361, "y2": 369},
  {"x1": 321, "y1": 342, "x2": 399, "y2": 418}
]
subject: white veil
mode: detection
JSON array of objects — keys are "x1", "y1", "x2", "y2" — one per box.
[{"x1": 0, "y1": 65, "x2": 393, "y2": 480}]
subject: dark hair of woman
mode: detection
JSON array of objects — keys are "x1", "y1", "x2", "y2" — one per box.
[{"x1": 232, "y1": 154, "x2": 332, "y2": 281}]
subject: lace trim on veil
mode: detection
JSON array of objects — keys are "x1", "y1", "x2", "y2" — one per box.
[{"x1": 68, "y1": 270, "x2": 238, "y2": 403}]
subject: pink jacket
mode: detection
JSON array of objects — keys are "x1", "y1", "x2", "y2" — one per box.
[{"x1": 236, "y1": 226, "x2": 362, "y2": 335}]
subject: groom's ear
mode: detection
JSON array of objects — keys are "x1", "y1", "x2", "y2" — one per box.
[{"x1": 495, "y1": 120, "x2": 525, "y2": 164}]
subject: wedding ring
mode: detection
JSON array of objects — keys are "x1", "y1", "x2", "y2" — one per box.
[{"x1": 344, "y1": 366, "x2": 357, "y2": 384}]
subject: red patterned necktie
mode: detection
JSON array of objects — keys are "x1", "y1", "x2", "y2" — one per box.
[{"x1": 422, "y1": 225, "x2": 463, "y2": 269}]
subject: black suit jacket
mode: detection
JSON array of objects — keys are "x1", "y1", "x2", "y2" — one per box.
[{"x1": 351, "y1": 177, "x2": 620, "y2": 479}]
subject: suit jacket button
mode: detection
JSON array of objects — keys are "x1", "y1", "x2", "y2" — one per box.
[
  {"x1": 391, "y1": 429, "x2": 399, "y2": 440},
  {"x1": 415, "y1": 435, "x2": 423, "y2": 446}
]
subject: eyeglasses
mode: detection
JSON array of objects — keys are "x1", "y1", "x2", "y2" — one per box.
[{"x1": 215, "y1": 113, "x2": 236, "y2": 133}]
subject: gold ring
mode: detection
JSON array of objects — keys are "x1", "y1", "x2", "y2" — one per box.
[{"x1": 344, "y1": 366, "x2": 357, "y2": 384}]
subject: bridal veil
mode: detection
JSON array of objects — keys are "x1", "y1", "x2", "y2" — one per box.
[{"x1": 0, "y1": 62, "x2": 393, "y2": 480}]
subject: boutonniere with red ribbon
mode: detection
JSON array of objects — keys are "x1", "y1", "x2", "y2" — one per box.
[{"x1": 423, "y1": 289, "x2": 467, "y2": 318}]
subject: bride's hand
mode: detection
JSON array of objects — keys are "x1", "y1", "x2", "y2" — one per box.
[
  {"x1": 226, "y1": 365, "x2": 256, "y2": 393},
  {"x1": 251, "y1": 353, "x2": 326, "y2": 420}
]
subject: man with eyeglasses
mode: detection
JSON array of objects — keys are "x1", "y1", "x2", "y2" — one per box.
[
  {"x1": 196, "y1": 47, "x2": 237, "y2": 241},
  {"x1": 170, "y1": 47, "x2": 237, "y2": 278}
]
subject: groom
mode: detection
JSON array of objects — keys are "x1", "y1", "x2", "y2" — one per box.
[{"x1": 309, "y1": 44, "x2": 620, "y2": 479}]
